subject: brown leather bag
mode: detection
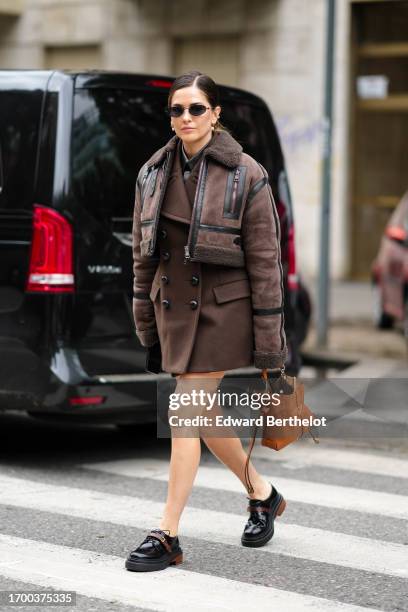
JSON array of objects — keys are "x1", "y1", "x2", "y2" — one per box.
[{"x1": 244, "y1": 368, "x2": 319, "y2": 494}]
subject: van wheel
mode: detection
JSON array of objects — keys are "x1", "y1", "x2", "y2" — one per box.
[{"x1": 372, "y1": 283, "x2": 394, "y2": 329}]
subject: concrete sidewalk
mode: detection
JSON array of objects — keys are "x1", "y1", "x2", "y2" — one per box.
[{"x1": 301, "y1": 279, "x2": 407, "y2": 364}]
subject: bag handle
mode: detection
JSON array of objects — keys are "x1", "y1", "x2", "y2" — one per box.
[{"x1": 244, "y1": 422, "x2": 258, "y2": 495}]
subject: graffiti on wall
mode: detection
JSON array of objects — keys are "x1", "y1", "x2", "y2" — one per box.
[{"x1": 275, "y1": 116, "x2": 326, "y2": 154}]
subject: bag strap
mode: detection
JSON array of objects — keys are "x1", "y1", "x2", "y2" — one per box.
[
  {"x1": 243, "y1": 368, "x2": 286, "y2": 495},
  {"x1": 244, "y1": 422, "x2": 258, "y2": 495}
]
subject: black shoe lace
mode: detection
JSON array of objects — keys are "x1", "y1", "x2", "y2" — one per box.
[
  {"x1": 247, "y1": 509, "x2": 267, "y2": 526},
  {"x1": 246, "y1": 499, "x2": 270, "y2": 525}
]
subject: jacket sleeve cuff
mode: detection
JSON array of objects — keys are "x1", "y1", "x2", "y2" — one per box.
[
  {"x1": 136, "y1": 327, "x2": 160, "y2": 348},
  {"x1": 254, "y1": 348, "x2": 288, "y2": 369}
]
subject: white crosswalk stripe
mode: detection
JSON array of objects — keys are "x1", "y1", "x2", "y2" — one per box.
[
  {"x1": 0, "y1": 534, "x2": 382, "y2": 612},
  {"x1": 82, "y1": 458, "x2": 408, "y2": 520},
  {"x1": 0, "y1": 472, "x2": 406, "y2": 579},
  {"x1": 250, "y1": 441, "x2": 408, "y2": 479}
]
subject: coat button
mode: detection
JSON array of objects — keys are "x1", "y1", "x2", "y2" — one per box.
[
  {"x1": 190, "y1": 299, "x2": 198, "y2": 310},
  {"x1": 160, "y1": 229, "x2": 167, "y2": 239},
  {"x1": 191, "y1": 275, "x2": 199, "y2": 286},
  {"x1": 162, "y1": 251, "x2": 171, "y2": 261},
  {"x1": 162, "y1": 299, "x2": 170, "y2": 309},
  {"x1": 161, "y1": 275, "x2": 169, "y2": 284}
]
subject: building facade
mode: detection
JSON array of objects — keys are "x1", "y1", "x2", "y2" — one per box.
[{"x1": 1, "y1": 0, "x2": 407, "y2": 280}]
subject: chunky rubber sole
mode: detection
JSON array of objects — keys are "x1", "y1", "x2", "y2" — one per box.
[
  {"x1": 125, "y1": 550, "x2": 183, "y2": 572},
  {"x1": 241, "y1": 496, "x2": 286, "y2": 548}
]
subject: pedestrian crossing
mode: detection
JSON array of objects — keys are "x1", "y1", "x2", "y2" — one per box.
[
  {"x1": 0, "y1": 535, "x2": 382, "y2": 612},
  {"x1": 82, "y1": 457, "x2": 408, "y2": 520},
  {"x1": 0, "y1": 470, "x2": 406, "y2": 579},
  {"x1": 0, "y1": 442, "x2": 407, "y2": 611},
  {"x1": 251, "y1": 442, "x2": 408, "y2": 479}
]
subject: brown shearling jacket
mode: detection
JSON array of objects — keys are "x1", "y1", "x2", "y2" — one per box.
[{"x1": 132, "y1": 130, "x2": 287, "y2": 370}]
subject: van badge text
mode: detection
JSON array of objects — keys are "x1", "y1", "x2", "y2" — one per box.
[{"x1": 87, "y1": 265, "x2": 122, "y2": 274}]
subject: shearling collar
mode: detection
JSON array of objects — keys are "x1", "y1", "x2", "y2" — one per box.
[{"x1": 146, "y1": 130, "x2": 243, "y2": 169}]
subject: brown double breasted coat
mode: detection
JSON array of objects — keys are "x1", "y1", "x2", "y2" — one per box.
[
  {"x1": 132, "y1": 130, "x2": 287, "y2": 374},
  {"x1": 150, "y1": 138, "x2": 254, "y2": 374}
]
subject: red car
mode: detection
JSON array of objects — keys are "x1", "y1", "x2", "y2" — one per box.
[{"x1": 371, "y1": 191, "x2": 408, "y2": 337}]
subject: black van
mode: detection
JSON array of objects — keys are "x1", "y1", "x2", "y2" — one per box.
[{"x1": 0, "y1": 70, "x2": 310, "y2": 424}]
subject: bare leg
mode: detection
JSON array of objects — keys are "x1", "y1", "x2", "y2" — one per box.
[
  {"x1": 159, "y1": 436, "x2": 201, "y2": 536},
  {"x1": 158, "y1": 373, "x2": 224, "y2": 536},
  {"x1": 201, "y1": 435, "x2": 272, "y2": 500},
  {"x1": 198, "y1": 378, "x2": 272, "y2": 500}
]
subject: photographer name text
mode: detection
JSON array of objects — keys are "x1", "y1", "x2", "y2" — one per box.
[{"x1": 168, "y1": 415, "x2": 327, "y2": 427}]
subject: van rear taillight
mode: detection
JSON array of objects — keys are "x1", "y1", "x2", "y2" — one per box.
[
  {"x1": 26, "y1": 205, "x2": 74, "y2": 293},
  {"x1": 69, "y1": 396, "x2": 105, "y2": 406}
]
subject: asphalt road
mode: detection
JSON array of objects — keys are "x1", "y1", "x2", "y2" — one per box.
[{"x1": 0, "y1": 366, "x2": 407, "y2": 612}]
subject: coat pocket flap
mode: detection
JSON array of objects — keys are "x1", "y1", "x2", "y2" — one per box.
[{"x1": 213, "y1": 278, "x2": 251, "y2": 304}]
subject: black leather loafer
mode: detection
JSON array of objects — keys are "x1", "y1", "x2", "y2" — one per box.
[
  {"x1": 241, "y1": 483, "x2": 286, "y2": 548},
  {"x1": 125, "y1": 528, "x2": 183, "y2": 572}
]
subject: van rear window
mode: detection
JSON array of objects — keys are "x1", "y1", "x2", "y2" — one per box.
[
  {"x1": 0, "y1": 91, "x2": 43, "y2": 211},
  {"x1": 72, "y1": 89, "x2": 171, "y2": 224}
]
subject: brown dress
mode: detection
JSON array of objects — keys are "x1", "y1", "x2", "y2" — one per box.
[{"x1": 150, "y1": 139, "x2": 255, "y2": 375}]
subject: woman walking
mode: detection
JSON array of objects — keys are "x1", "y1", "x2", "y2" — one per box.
[{"x1": 126, "y1": 70, "x2": 287, "y2": 572}]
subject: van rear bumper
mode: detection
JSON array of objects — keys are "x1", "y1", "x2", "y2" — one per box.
[
  {"x1": 0, "y1": 375, "x2": 161, "y2": 423},
  {"x1": 40, "y1": 372, "x2": 171, "y2": 422},
  {"x1": 0, "y1": 342, "x2": 164, "y2": 423}
]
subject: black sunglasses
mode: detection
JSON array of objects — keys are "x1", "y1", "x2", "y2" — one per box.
[{"x1": 167, "y1": 103, "x2": 211, "y2": 118}]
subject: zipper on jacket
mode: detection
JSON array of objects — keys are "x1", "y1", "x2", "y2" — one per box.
[
  {"x1": 149, "y1": 167, "x2": 159, "y2": 196},
  {"x1": 183, "y1": 245, "x2": 191, "y2": 265},
  {"x1": 184, "y1": 157, "x2": 208, "y2": 264},
  {"x1": 140, "y1": 168, "x2": 150, "y2": 203},
  {"x1": 141, "y1": 169, "x2": 149, "y2": 189},
  {"x1": 230, "y1": 168, "x2": 241, "y2": 215},
  {"x1": 147, "y1": 151, "x2": 173, "y2": 257}
]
